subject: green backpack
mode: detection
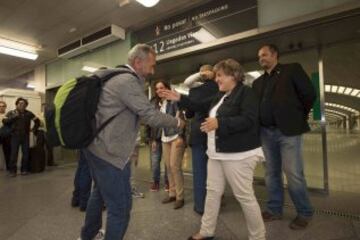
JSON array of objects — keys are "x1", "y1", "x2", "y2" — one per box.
[{"x1": 45, "y1": 66, "x2": 137, "y2": 149}]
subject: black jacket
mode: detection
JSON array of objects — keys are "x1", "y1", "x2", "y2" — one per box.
[
  {"x1": 252, "y1": 63, "x2": 316, "y2": 136},
  {"x1": 3, "y1": 109, "x2": 40, "y2": 137},
  {"x1": 162, "y1": 100, "x2": 184, "y2": 137},
  {"x1": 186, "y1": 80, "x2": 218, "y2": 146},
  {"x1": 179, "y1": 83, "x2": 261, "y2": 153}
]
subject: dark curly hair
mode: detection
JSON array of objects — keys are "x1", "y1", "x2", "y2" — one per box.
[{"x1": 15, "y1": 97, "x2": 28, "y2": 107}]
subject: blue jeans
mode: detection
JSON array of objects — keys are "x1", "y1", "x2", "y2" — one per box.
[
  {"x1": 72, "y1": 151, "x2": 92, "y2": 209},
  {"x1": 151, "y1": 141, "x2": 168, "y2": 184},
  {"x1": 81, "y1": 149, "x2": 132, "y2": 240},
  {"x1": 261, "y1": 127, "x2": 313, "y2": 217},
  {"x1": 192, "y1": 144, "x2": 208, "y2": 213},
  {"x1": 9, "y1": 135, "x2": 29, "y2": 173}
]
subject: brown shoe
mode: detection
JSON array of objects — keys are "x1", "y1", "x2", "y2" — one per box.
[
  {"x1": 162, "y1": 196, "x2": 176, "y2": 204},
  {"x1": 289, "y1": 215, "x2": 312, "y2": 230},
  {"x1": 174, "y1": 199, "x2": 184, "y2": 209},
  {"x1": 262, "y1": 211, "x2": 282, "y2": 222}
]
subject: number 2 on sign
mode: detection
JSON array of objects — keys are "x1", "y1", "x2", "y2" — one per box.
[{"x1": 153, "y1": 41, "x2": 165, "y2": 54}]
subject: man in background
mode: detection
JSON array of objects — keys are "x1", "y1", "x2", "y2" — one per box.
[
  {"x1": 3, "y1": 97, "x2": 40, "y2": 177},
  {"x1": 253, "y1": 44, "x2": 316, "y2": 230}
]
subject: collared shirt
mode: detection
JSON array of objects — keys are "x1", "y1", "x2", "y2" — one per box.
[
  {"x1": 259, "y1": 64, "x2": 280, "y2": 127},
  {"x1": 125, "y1": 64, "x2": 145, "y2": 82}
]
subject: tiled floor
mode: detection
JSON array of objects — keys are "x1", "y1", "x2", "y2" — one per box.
[
  {"x1": 52, "y1": 128, "x2": 360, "y2": 194},
  {"x1": 0, "y1": 164, "x2": 359, "y2": 240}
]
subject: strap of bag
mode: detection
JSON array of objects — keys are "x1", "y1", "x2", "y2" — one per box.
[{"x1": 93, "y1": 67, "x2": 139, "y2": 138}]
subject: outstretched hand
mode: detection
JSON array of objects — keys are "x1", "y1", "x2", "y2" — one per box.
[{"x1": 160, "y1": 89, "x2": 181, "y2": 101}]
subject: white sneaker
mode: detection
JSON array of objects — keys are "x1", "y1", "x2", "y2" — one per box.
[
  {"x1": 131, "y1": 187, "x2": 145, "y2": 198},
  {"x1": 77, "y1": 229, "x2": 105, "y2": 240},
  {"x1": 94, "y1": 229, "x2": 105, "y2": 240}
]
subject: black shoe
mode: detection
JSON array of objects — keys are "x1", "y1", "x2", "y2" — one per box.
[
  {"x1": 194, "y1": 208, "x2": 204, "y2": 216},
  {"x1": 79, "y1": 206, "x2": 87, "y2": 212},
  {"x1": 188, "y1": 236, "x2": 214, "y2": 240},
  {"x1": 262, "y1": 211, "x2": 282, "y2": 222},
  {"x1": 162, "y1": 196, "x2": 176, "y2": 204},
  {"x1": 71, "y1": 198, "x2": 79, "y2": 207},
  {"x1": 289, "y1": 215, "x2": 312, "y2": 230}
]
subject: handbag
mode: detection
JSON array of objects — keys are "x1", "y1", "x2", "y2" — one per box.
[{"x1": 0, "y1": 125, "x2": 12, "y2": 139}]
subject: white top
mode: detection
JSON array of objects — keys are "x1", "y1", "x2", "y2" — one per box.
[
  {"x1": 160, "y1": 100, "x2": 178, "y2": 143},
  {"x1": 206, "y1": 94, "x2": 264, "y2": 161},
  {"x1": 183, "y1": 72, "x2": 203, "y2": 89},
  {"x1": 0, "y1": 113, "x2": 6, "y2": 170},
  {"x1": 0, "y1": 113, "x2": 5, "y2": 127}
]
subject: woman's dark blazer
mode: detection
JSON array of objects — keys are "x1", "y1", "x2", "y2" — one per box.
[{"x1": 178, "y1": 83, "x2": 261, "y2": 153}]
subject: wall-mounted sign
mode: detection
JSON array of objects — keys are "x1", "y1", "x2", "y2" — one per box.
[{"x1": 133, "y1": 0, "x2": 257, "y2": 55}]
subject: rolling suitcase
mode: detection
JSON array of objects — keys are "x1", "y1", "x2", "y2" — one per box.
[{"x1": 29, "y1": 131, "x2": 46, "y2": 173}]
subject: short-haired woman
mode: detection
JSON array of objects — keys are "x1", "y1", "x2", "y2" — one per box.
[{"x1": 162, "y1": 59, "x2": 266, "y2": 240}]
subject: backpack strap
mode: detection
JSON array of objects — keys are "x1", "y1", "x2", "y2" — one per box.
[
  {"x1": 93, "y1": 68, "x2": 139, "y2": 138},
  {"x1": 100, "y1": 68, "x2": 138, "y2": 85}
]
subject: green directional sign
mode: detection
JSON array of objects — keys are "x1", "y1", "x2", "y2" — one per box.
[{"x1": 311, "y1": 72, "x2": 321, "y2": 121}]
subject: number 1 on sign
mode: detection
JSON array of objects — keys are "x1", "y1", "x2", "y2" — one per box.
[{"x1": 153, "y1": 41, "x2": 165, "y2": 54}]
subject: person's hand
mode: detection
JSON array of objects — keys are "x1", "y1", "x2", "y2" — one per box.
[
  {"x1": 13, "y1": 110, "x2": 19, "y2": 118},
  {"x1": 200, "y1": 117, "x2": 218, "y2": 133},
  {"x1": 200, "y1": 70, "x2": 215, "y2": 80},
  {"x1": 160, "y1": 89, "x2": 181, "y2": 101},
  {"x1": 151, "y1": 141, "x2": 157, "y2": 152}
]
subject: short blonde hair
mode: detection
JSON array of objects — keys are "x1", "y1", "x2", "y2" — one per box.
[{"x1": 214, "y1": 59, "x2": 244, "y2": 82}]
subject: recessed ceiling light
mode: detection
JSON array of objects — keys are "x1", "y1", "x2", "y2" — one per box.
[{"x1": 136, "y1": 0, "x2": 160, "y2": 7}]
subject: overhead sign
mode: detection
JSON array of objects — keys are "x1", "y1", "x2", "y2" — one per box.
[{"x1": 133, "y1": 0, "x2": 257, "y2": 55}]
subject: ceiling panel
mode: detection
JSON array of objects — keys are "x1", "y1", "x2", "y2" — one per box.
[{"x1": 0, "y1": 0, "x2": 211, "y2": 83}]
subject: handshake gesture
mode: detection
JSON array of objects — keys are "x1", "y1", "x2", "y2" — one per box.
[
  {"x1": 159, "y1": 89, "x2": 181, "y2": 101},
  {"x1": 158, "y1": 89, "x2": 185, "y2": 129}
]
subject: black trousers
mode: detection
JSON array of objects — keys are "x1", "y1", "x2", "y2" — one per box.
[
  {"x1": 9, "y1": 135, "x2": 30, "y2": 173},
  {"x1": 1, "y1": 136, "x2": 11, "y2": 170}
]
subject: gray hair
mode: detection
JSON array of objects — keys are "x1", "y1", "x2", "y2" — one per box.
[
  {"x1": 214, "y1": 58, "x2": 245, "y2": 82},
  {"x1": 128, "y1": 44, "x2": 156, "y2": 64}
]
